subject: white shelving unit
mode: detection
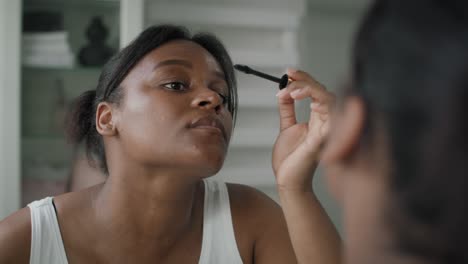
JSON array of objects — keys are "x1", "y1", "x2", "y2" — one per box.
[
  {"x1": 0, "y1": 0, "x2": 143, "y2": 218},
  {"x1": 146, "y1": 2, "x2": 304, "y2": 29}
]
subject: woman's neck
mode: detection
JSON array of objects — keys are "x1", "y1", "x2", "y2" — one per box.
[{"x1": 92, "y1": 168, "x2": 205, "y2": 257}]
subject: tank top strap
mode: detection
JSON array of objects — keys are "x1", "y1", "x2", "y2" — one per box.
[
  {"x1": 198, "y1": 179, "x2": 243, "y2": 264},
  {"x1": 28, "y1": 197, "x2": 68, "y2": 264}
]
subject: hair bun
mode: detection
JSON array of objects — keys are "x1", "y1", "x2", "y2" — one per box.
[{"x1": 65, "y1": 90, "x2": 97, "y2": 145}]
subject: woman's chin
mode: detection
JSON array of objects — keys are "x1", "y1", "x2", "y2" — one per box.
[{"x1": 187, "y1": 153, "x2": 225, "y2": 177}]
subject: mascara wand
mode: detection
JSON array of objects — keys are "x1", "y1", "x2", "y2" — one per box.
[{"x1": 234, "y1": 64, "x2": 290, "y2": 89}]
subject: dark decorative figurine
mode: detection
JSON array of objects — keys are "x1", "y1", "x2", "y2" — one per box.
[{"x1": 78, "y1": 17, "x2": 115, "y2": 67}]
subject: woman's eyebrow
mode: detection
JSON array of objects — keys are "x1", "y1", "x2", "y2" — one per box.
[
  {"x1": 153, "y1": 59, "x2": 193, "y2": 70},
  {"x1": 153, "y1": 59, "x2": 226, "y2": 83}
]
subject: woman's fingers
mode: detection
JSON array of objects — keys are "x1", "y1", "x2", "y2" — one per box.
[
  {"x1": 276, "y1": 69, "x2": 335, "y2": 133},
  {"x1": 287, "y1": 68, "x2": 334, "y2": 105},
  {"x1": 287, "y1": 81, "x2": 334, "y2": 105},
  {"x1": 276, "y1": 86, "x2": 298, "y2": 131},
  {"x1": 287, "y1": 68, "x2": 318, "y2": 84},
  {"x1": 310, "y1": 102, "x2": 330, "y2": 115}
]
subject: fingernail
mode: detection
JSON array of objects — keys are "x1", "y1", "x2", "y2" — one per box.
[
  {"x1": 290, "y1": 88, "x2": 302, "y2": 97},
  {"x1": 276, "y1": 89, "x2": 286, "y2": 97}
]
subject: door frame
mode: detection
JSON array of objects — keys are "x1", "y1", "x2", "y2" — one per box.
[{"x1": 0, "y1": 0, "x2": 21, "y2": 219}]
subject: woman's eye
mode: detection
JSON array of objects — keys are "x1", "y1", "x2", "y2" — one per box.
[
  {"x1": 163, "y1": 82, "x2": 187, "y2": 91},
  {"x1": 218, "y1": 93, "x2": 229, "y2": 105}
]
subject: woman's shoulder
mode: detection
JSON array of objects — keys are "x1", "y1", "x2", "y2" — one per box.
[
  {"x1": 0, "y1": 207, "x2": 32, "y2": 264},
  {"x1": 225, "y1": 183, "x2": 283, "y2": 235},
  {"x1": 226, "y1": 183, "x2": 281, "y2": 213},
  {"x1": 52, "y1": 182, "x2": 103, "y2": 217},
  {"x1": 225, "y1": 183, "x2": 296, "y2": 263}
]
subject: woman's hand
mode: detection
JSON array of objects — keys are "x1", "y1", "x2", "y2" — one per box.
[
  {"x1": 272, "y1": 70, "x2": 341, "y2": 264},
  {"x1": 272, "y1": 69, "x2": 335, "y2": 191}
]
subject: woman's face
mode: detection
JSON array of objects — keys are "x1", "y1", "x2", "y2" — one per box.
[{"x1": 112, "y1": 40, "x2": 233, "y2": 177}]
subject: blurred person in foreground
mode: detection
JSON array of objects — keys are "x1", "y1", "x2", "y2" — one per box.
[{"x1": 275, "y1": 0, "x2": 468, "y2": 263}]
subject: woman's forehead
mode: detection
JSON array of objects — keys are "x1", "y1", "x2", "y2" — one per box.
[{"x1": 143, "y1": 40, "x2": 222, "y2": 72}]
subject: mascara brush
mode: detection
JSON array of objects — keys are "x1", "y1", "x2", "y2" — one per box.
[{"x1": 234, "y1": 64, "x2": 291, "y2": 89}]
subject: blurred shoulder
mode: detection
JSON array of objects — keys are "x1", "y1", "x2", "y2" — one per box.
[{"x1": 0, "y1": 207, "x2": 32, "y2": 264}]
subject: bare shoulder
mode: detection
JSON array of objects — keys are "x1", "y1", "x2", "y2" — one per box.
[
  {"x1": 0, "y1": 207, "x2": 32, "y2": 264},
  {"x1": 226, "y1": 183, "x2": 296, "y2": 263},
  {"x1": 226, "y1": 183, "x2": 282, "y2": 220},
  {"x1": 226, "y1": 183, "x2": 286, "y2": 238}
]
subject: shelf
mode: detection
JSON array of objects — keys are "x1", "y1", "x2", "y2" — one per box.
[
  {"x1": 22, "y1": 65, "x2": 103, "y2": 73},
  {"x1": 147, "y1": 2, "x2": 304, "y2": 30},
  {"x1": 21, "y1": 137, "x2": 72, "y2": 152},
  {"x1": 22, "y1": 0, "x2": 121, "y2": 59},
  {"x1": 21, "y1": 137, "x2": 74, "y2": 180},
  {"x1": 22, "y1": 134, "x2": 67, "y2": 140},
  {"x1": 24, "y1": 0, "x2": 120, "y2": 9}
]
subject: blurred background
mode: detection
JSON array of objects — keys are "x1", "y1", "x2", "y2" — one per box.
[{"x1": 0, "y1": 0, "x2": 370, "y2": 232}]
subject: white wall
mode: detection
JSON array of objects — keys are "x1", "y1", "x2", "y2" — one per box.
[{"x1": 0, "y1": 0, "x2": 21, "y2": 219}]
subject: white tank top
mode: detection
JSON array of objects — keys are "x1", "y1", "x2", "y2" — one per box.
[{"x1": 28, "y1": 179, "x2": 243, "y2": 264}]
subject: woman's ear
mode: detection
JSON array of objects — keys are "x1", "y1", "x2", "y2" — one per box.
[
  {"x1": 321, "y1": 96, "x2": 366, "y2": 165},
  {"x1": 96, "y1": 102, "x2": 117, "y2": 136},
  {"x1": 321, "y1": 96, "x2": 366, "y2": 204}
]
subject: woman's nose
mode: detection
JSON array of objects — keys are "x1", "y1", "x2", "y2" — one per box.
[{"x1": 191, "y1": 89, "x2": 223, "y2": 113}]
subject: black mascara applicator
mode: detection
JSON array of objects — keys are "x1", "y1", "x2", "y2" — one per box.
[{"x1": 234, "y1": 64, "x2": 290, "y2": 90}]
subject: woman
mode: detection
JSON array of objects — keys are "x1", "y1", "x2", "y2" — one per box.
[
  {"x1": 276, "y1": 0, "x2": 468, "y2": 263},
  {"x1": 0, "y1": 25, "x2": 313, "y2": 263}
]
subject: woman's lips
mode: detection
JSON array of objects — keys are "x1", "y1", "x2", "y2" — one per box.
[{"x1": 189, "y1": 116, "x2": 227, "y2": 141}]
